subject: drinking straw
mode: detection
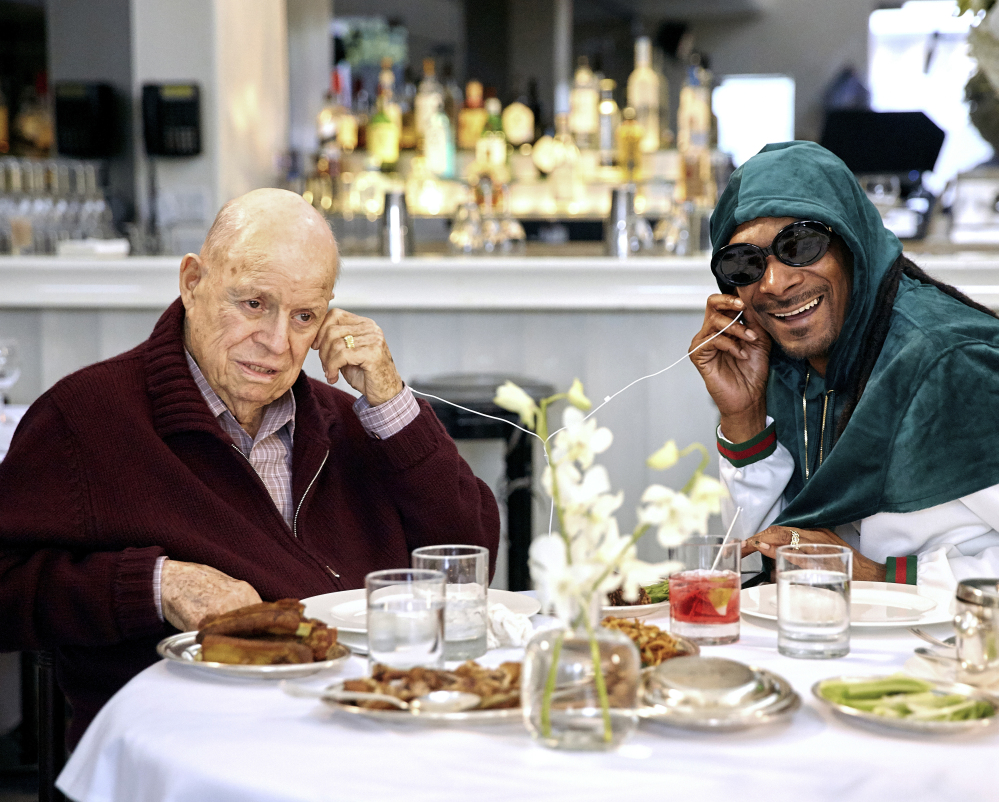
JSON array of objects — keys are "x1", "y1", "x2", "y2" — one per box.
[{"x1": 710, "y1": 506, "x2": 743, "y2": 571}]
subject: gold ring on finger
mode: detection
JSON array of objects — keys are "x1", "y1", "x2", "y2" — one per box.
[
  {"x1": 344, "y1": 334, "x2": 355, "y2": 349},
  {"x1": 790, "y1": 530, "x2": 800, "y2": 549}
]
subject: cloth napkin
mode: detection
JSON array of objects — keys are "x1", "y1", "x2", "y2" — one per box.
[{"x1": 486, "y1": 603, "x2": 535, "y2": 649}]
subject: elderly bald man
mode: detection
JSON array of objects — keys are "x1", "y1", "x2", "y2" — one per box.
[{"x1": 0, "y1": 189, "x2": 500, "y2": 747}]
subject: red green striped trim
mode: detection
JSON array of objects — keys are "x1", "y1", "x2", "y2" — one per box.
[
  {"x1": 886, "y1": 555, "x2": 917, "y2": 585},
  {"x1": 717, "y1": 423, "x2": 777, "y2": 468}
]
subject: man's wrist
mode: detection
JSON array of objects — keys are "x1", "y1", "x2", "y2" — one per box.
[
  {"x1": 719, "y1": 409, "x2": 768, "y2": 444},
  {"x1": 354, "y1": 385, "x2": 419, "y2": 440}
]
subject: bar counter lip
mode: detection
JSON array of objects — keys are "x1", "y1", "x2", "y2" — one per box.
[{"x1": 1, "y1": 253, "x2": 998, "y2": 312}]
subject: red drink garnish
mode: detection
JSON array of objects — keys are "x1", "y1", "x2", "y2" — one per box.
[{"x1": 670, "y1": 569, "x2": 740, "y2": 624}]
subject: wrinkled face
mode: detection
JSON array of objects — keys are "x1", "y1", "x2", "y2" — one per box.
[
  {"x1": 182, "y1": 223, "x2": 336, "y2": 420},
  {"x1": 732, "y1": 216, "x2": 852, "y2": 369}
]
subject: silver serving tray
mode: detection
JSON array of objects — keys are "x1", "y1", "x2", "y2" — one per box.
[
  {"x1": 305, "y1": 680, "x2": 522, "y2": 725},
  {"x1": 157, "y1": 631, "x2": 352, "y2": 679},
  {"x1": 812, "y1": 675, "x2": 999, "y2": 734},
  {"x1": 639, "y1": 663, "x2": 800, "y2": 730}
]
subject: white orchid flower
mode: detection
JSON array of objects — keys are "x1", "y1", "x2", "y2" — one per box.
[
  {"x1": 638, "y1": 484, "x2": 709, "y2": 547},
  {"x1": 493, "y1": 381, "x2": 538, "y2": 429},
  {"x1": 552, "y1": 407, "x2": 613, "y2": 469},
  {"x1": 529, "y1": 534, "x2": 604, "y2": 622},
  {"x1": 688, "y1": 473, "x2": 727, "y2": 515},
  {"x1": 646, "y1": 440, "x2": 680, "y2": 471},
  {"x1": 566, "y1": 378, "x2": 592, "y2": 411}
]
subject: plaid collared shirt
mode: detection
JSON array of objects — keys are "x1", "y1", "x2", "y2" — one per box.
[{"x1": 185, "y1": 352, "x2": 297, "y2": 524}]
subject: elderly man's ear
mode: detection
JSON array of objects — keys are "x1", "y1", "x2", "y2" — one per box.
[{"x1": 179, "y1": 253, "x2": 206, "y2": 307}]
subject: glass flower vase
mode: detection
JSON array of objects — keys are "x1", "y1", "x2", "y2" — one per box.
[{"x1": 521, "y1": 598, "x2": 641, "y2": 750}]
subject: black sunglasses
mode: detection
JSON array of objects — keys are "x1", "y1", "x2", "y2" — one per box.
[{"x1": 711, "y1": 221, "x2": 834, "y2": 287}]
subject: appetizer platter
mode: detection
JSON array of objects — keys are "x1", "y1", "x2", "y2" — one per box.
[
  {"x1": 286, "y1": 661, "x2": 524, "y2": 724},
  {"x1": 812, "y1": 674, "x2": 999, "y2": 734}
]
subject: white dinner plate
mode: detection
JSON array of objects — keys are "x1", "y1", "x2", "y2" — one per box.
[
  {"x1": 741, "y1": 580, "x2": 950, "y2": 628},
  {"x1": 601, "y1": 599, "x2": 670, "y2": 621},
  {"x1": 157, "y1": 632, "x2": 352, "y2": 679},
  {"x1": 302, "y1": 588, "x2": 541, "y2": 635}
]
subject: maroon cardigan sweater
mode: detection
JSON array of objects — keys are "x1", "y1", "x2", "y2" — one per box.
[{"x1": 0, "y1": 299, "x2": 500, "y2": 747}]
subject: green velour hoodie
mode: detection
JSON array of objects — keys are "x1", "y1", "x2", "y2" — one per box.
[{"x1": 709, "y1": 141, "x2": 999, "y2": 530}]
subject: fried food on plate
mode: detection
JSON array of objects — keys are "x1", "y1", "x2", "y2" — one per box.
[
  {"x1": 194, "y1": 599, "x2": 338, "y2": 665},
  {"x1": 200, "y1": 634, "x2": 314, "y2": 665},
  {"x1": 341, "y1": 661, "x2": 522, "y2": 710},
  {"x1": 601, "y1": 616, "x2": 688, "y2": 667}
]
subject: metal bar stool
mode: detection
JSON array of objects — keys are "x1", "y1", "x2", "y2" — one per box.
[{"x1": 410, "y1": 374, "x2": 554, "y2": 591}]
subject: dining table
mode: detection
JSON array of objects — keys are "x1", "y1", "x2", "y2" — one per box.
[{"x1": 55, "y1": 589, "x2": 997, "y2": 802}]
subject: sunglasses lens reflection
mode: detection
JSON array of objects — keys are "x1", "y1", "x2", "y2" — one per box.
[
  {"x1": 717, "y1": 246, "x2": 766, "y2": 285},
  {"x1": 775, "y1": 228, "x2": 827, "y2": 265}
]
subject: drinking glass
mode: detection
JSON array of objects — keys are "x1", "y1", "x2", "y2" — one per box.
[
  {"x1": 669, "y1": 536, "x2": 741, "y2": 645},
  {"x1": 0, "y1": 340, "x2": 21, "y2": 423},
  {"x1": 365, "y1": 569, "x2": 445, "y2": 670},
  {"x1": 412, "y1": 545, "x2": 489, "y2": 660},
  {"x1": 776, "y1": 544, "x2": 852, "y2": 659}
]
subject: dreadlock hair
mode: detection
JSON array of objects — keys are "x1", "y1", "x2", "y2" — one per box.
[{"x1": 835, "y1": 254, "x2": 999, "y2": 439}]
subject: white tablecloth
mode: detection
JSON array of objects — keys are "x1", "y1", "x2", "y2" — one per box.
[{"x1": 56, "y1": 606, "x2": 998, "y2": 802}]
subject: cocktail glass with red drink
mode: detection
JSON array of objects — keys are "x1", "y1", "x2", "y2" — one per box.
[{"x1": 669, "y1": 537, "x2": 741, "y2": 645}]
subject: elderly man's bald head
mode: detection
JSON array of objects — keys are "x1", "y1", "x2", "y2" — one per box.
[
  {"x1": 179, "y1": 188, "x2": 341, "y2": 436},
  {"x1": 200, "y1": 188, "x2": 338, "y2": 286}
]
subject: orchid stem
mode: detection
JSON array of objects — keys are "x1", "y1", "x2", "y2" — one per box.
[
  {"x1": 580, "y1": 609, "x2": 613, "y2": 743},
  {"x1": 680, "y1": 443, "x2": 710, "y2": 494},
  {"x1": 540, "y1": 631, "x2": 563, "y2": 738}
]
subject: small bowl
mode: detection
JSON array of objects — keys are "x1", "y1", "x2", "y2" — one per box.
[{"x1": 640, "y1": 657, "x2": 800, "y2": 730}]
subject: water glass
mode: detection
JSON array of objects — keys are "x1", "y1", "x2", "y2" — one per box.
[
  {"x1": 776, "y1": 544, "x2": 852, "y2": 658},
  {"x1": 412, "y1": 545, "x2": 489, "y2": 660},
  {"x1": 365, "y1": 569, "x2": 445, "y2": 670},
  {"x1": 669, "y1": 536, "x2": 741, "y2": 645}
]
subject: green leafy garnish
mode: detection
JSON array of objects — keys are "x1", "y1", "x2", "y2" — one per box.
[{"x1": 645, "y1": 579, "x2": 669, "y2": 604}]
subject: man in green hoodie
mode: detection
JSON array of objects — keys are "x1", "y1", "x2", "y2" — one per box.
[{"x1": 689, "y1": 141, "x2": 999, "y2": 590}]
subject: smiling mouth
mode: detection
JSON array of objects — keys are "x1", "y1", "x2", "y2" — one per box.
[{"x1": 770, "y1": 296, "x2": 822, "y2": 320}]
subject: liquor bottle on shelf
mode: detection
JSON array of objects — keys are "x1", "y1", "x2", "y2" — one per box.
[
  {"x1": 367, "y1": 92, "x2": 400, "y2": 171},
  {"x1": 0, "y1": 84, "x2": 8, "y2": 154},
  {"x1": 569, "y1": 56, "x2": 599, "y2": 150},
  {"x1": 414, "y1": 58, "x2": 443, "y2": 150},
  {"x1": 399, "y1": 69, "x2": 419, "y2": 151},
  {"x1": 476, "y1": 97, "x2": 507, "y2": 167},
  {"x1": 627, "y1": 36, "x2": 660, "y2": 153},
  {"x1": 550, "y1": 113, "x2": 581, "y2": 204},
  {"x1": 616, "y1": 107, "x2": 645, "y2": 183},
  {"x1": 458, "y1": 81, "x2": 488, "y2": 150},
  {"x1": 676, "y1": 57, "x2": 715, "y2": 205},
  {"x1": 317, "y1": 72, "x2": 358, "y2": 156},
  {"x1": 441, "y1": 63, "x2": 463, "y2": 134},
  {"x1": 378, "y1": 58, "x2": 403, "y2": 131},
  {"x1": 597, "y1": 79, "x2": 620, "y2": 168},
  {"x1": 501, "y1": 99, "x2": 535, "y2": 148},
  {"x1": 424, "y1": 96, "x2": 455, "y2": 178}
]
